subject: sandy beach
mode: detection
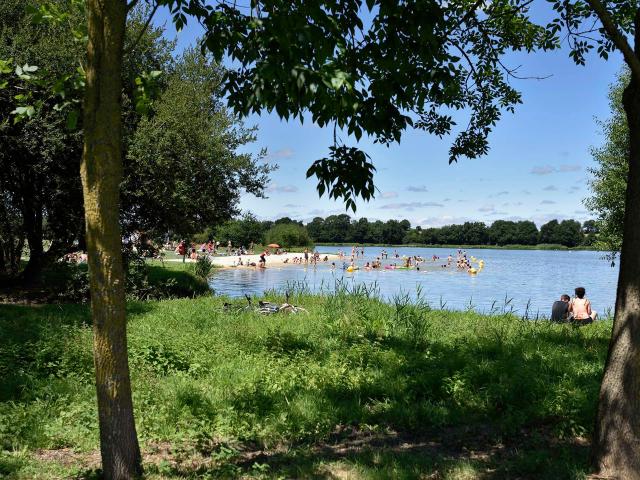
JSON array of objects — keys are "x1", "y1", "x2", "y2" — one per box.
[{"x1": 166, "y1": 251, "x2": 340, "y2": 268}]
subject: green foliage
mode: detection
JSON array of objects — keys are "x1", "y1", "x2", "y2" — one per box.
[
  {"x1": 538, "y1": 219, "x2": 584, "y2": 248},
  {"x1": 0, "y1": 293, "x2": 610, "y2": 477},
  {"x1": 302, "y1": 215, "x2": 593, "y2": 247},
  {"x1": 154, "y1": 0, "x2": 557, "y2": 208},
  {"x1": 265, "y1": 223, "x2": 312, "y2": 248},
  {"x1": 122, "y1": 49, "x2": 273, "y2": 239},
  {"x1": 192, "y1": 255, "x2": 213, "y2": 280},
  {"x1": 0, "y1": 2, "x2": 273, "y2": 280},
  {"x1": 212, "y1": 212, "x2": 268, "y2": 247},
  {"x1": 0, "y1": 0, "x2": 86, "y2": 277},
  {"x1": 54, "y1": 259, "x2": 208, "y2": 302},
  {"x1": 585, "y1": 71, "x2": 628, "y2": 254}
]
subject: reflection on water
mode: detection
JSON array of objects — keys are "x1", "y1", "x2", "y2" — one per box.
[{"x1": 208, "y1": 246, "x2": 618, "y2": 316}]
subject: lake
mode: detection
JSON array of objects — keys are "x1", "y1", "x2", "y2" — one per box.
[{"x1": 207, "y1": 246, "x2": 619, "y2": 317}]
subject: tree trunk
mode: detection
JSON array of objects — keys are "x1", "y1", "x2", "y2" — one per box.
[
  {"x1": 81, "y1": 1, "x2": 142, "y2": 479},
  {"x1": 591, "y1": 72, "x2": 640, "y2": 479},
  {"x1": 21, "y1": 189, "x2": 44, "y2": 283}
]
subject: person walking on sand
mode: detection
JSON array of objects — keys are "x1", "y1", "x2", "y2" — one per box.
[{"x1": 569, "y1": 287, "x2": 597, "y2": 324}]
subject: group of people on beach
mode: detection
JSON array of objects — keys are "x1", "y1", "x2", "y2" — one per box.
[{"x1": 551, "y1": 287, "x2": 597, "y2": 324}]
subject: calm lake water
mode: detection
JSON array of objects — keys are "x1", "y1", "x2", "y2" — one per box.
[{"x1": 208, "y1": 246, "x2": 619, "y2": 317}]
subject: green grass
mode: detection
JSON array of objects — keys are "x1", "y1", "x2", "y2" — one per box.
[
  {"x1": 0, "y1": 292, "x2": 611, "y2": 479},
  {"x1": 145, "y1": 261, "x2": 211, "y2": 298}
]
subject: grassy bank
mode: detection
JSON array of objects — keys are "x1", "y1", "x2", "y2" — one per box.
[
  {"x1": 316, "y1": 242, "x2": 602, "y2": 251},
  {"x1": 0, "y1": 261, "x2": 210, "y2": 305},
  {"x1": 0, "y1": 292, "x2": 610, "y2": 479}
]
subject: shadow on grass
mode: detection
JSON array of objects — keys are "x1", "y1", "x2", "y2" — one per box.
[
  {"x1": 156, "y1": 319, "x2": 603, "y2": 478},
  {"x1": 0, "y1": 304, "x2": 91, "y2": 399},
  {"x1": 0, "y1": 301, "x2": 153, "y2": 403},
  {"x1": 136, "y1": 425, "x2": 590, "y2": 479},
  {"x1": 146, "y1": 263, "x2": 210, "y2": 298}
]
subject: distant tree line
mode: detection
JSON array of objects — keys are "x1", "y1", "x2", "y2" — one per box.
[
  {"x1": 308, "y1": 215, "x2": 597, "y2": 247},
  {"x1": 201, "y1": 214, "x2": 598, "y2": 248}
]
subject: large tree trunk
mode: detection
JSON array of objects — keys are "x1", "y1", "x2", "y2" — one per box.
[
  {"x1": 591, "y1": 73, "x2": 640, "y2": 478},
  {"x1": 81, "y1": 1, "x2": 142, "y2": 478}
]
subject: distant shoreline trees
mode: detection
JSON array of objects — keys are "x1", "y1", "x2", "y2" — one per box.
[{"x1": 200, "y1": 214, "x2": 597, "y2": 248}]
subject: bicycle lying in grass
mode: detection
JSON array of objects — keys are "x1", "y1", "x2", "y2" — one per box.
[{"x1": 223, "y1": 293, "x2": 308, "y2": 315}]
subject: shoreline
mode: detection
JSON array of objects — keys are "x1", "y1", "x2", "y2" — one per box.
[
  {"x1": 315, "y1": 243, "x2": 604, "y2": 251},
  {"x1": 166, "y1": 251, "x2": 341, "y2": 268}
]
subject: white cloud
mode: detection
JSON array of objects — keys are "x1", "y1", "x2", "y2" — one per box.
[
  {"x1": 540, "y1": 200, "x2": 556, "y2": 205},
  {"x1": 266, "y1": 148, "x2": 295, "y2": 160},
  {"x1": 531, "y1": 164, "x2": 582, "y2": 175},
  {"x1": 416, "y1": 215, "x2": 476, "y2": 228},
  {"x1": 531, "y1": 165, "x2": 555, "y2": 175},
  {"x1": 379, "y1": 201, "x2": 444, "y2": 211},
  {"x1": 406, "y1": 185, "x2": 429, "y2": 192},
  {"x1": 543, "y1": 185, "x2": 558, "y2": 191},
  {"x1": 559, "y1": 164, "x2": 581, "y2": 172},
  {"x1": 478, "y1": 204, "x2": 495, "y2": 213},
  {"x1": 381, "y1": 191, "x2": 398, "y2": 199},
  {"x1": 266, "y1": 183, "x2": 299, "y2": 193}
]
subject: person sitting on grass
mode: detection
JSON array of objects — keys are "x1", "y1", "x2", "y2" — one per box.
[
  {"x1": 551, "y1": 294, "x2": 571, "y2": 322},
  {"x1": 569, "y1": 287, "x2": 597, "y2": 324}
]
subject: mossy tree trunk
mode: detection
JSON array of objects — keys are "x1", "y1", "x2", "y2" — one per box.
[
  {"x1": 81, "y1": 1, "x2": 142, "y2": 478},
  {"x1": 591, "y1": 22, "x2": 640, "y2": 478}
]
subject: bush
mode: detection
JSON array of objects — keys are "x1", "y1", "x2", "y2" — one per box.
[
  {"x1": 265, "y1": 223, "x2": 312, "y2": 248},
  {"x1": 56, "y1": 251, "x2": 209, "y2": 302},
  {"x1": 193, "y1": 255, "x2": 213, "y2": 279}
]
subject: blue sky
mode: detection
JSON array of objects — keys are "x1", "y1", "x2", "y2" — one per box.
[{"x1": 155, "y1": 8, "x2": 622, "y2": 228}]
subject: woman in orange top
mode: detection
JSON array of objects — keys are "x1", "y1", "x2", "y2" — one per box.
[{"x1": 569, "y1": 287, "x2": 597, "y2": 324}]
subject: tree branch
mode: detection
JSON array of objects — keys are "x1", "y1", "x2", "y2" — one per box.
[
  {"x1": 446, "y1": 0, "x2": 484, "y2": 37},
  {"x1": 125, "y1": 3, "x2": 159, "y2": 55},
  {"x1": 586, "y1": 0, "x2": 640, "y2": 81},
  {"x1": 127, "y1": 0, "x2": 141, "y2": 13}
]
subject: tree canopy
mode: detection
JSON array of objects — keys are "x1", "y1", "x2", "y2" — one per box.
[
  {"x1": 122, "y1": 48, "x2": 272, "y2": 239},
  {"x1": 0, "y1": 1, "x2": 272, "y2": 281},
  {"x1": 585, "y1": 71, "x2": 628, "y2": 254},
  {"x1": 129, "y1": 0, "x2": 557, "y2": 211}
]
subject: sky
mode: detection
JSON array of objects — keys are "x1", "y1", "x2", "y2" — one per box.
[{"x1": 154, "y1": 6, "x2": 623, "y2": 228}]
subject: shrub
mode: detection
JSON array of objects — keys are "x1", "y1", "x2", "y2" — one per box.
[
  {"x1": 193, "y1": 255, "x2": 213, "y2": 279},
  {"x1": 265, "y1": 223, "x2": 312, "y2": 248}
]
